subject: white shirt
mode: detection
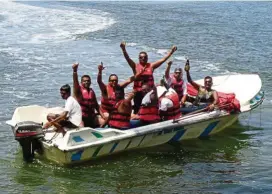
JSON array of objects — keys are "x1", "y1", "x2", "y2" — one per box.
[
  {"x1": 159, "y1": 88, "x2": 176, "y2": 111},
  {"x1": 64, "y1": 96, "x2": 82, "y2": 126},
  {"x1": 141, "y1": 90, "x2": 154, "y2": 106}
]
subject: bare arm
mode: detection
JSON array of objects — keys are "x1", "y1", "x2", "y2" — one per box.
[
  {"x1": 184, "y1": 60, "x2": 200, "y2": 91},
  {"x1": 151, "y1": 46, "x2": 177, "y2": 70},
  {"x1": 72, "y1": 63, "x2": 82, "y2": 99},
  {"x1": 119, "y1": 66, "x2": 146, "y2": 88},
  {"x1": 93, "y1": 94, "x2": 106, "y2": 120},
  {"x1": 43, "y1": 111, "x2": 68, "y2": 129},
  {"x1": 97, "y1": 63, "x2": 107, "y2": 98},
  {"x1": 165, "y1": 61, "x2": 172, "y2": 80},
  {"x1": 212, "y1": 91, "x2": 218, "y2": 105},
  {"x1": 120, "y1": 41, "x2": 136, "y2": 74}
]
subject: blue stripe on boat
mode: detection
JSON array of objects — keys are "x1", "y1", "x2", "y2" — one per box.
[
  {"x1": 71, "y1": 150, "x2": 84, "y2": 161},
  {"x1": 92, "y1": 145, "x2": 103, "y2": 158},
  {"x1": 200, "y1": 121, "x2": 220, "y2": 137},
  {"x1": 72, "y1": 136, "x2": 84, "y2": 142},
  {"x1": 110, "y1": 142, "x2": 119, "y2": 153},
  {"x1": 138, "y1": 135, "x2": 146, "y2": 147},
  {"x1": 169, "y1": 129, "x2": 186, "y2": 142}
]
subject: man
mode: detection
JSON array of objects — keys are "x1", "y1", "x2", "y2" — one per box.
[
  {"x1": 164, "y1": 61, "x2": 187, "y2": 106},
  {"x1": 157, "y1": 85, "x2": 181, "y2": 121},
  {"x1": 97, "y1": 62, "x2": 144, "y2": 117},
  {"x1": 185, "y1": 60, "x2": 218, "y2": 111},
  {"x1": 102, "y1": 87, "x2": 136, "y2": 130},
  {"x1": 132, "y1": 83, "x2": 161, "y2": 125},
  {"x1": 72, "y1": 63, "x2": 105, "y2": 127},
  {"x1": 43, "y1": 84, "x2": 82, "y2": 134},
  {"x1": 120, "y1": 41, "x2": 177, "y2": 114}
]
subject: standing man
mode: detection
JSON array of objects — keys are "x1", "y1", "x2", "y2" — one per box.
[
  {"x1": 120, "y1": 41, "x2": 177, "y2": 114},
  {"x1": 44, "y1": 84, "x2": 82, "y2": 135},
  {"x1": 164, "y1": 61, "x2": 187, "y2": 106},
  {"x1": 72, "y1": 63, "x2": 105, "y2": 127}
]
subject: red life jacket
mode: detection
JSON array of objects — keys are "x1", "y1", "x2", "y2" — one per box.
[
  {"x1": 109, "y1": 100, "x2": 131, "y2": 129},
  {"x1": 138, "y1": 92, "x2": 160, "y2": 123},
  {"x1": 159, "y1": 92, "x2": 181, "y2": 120},
  {"x1": 78, "y1": 85, "x2": 96, "y2": 118},
  {"x1": 170, "y1": 74, "x2": 184, "y2": 101},
  {"x1": 101, "y1": 85, "x2": 116, "y2": 113},
  {"x1": 133, "y1": 63, "x2": 154, "y2": 91}
]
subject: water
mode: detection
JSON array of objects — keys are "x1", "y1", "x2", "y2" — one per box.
[{"x1": 0, "y1": 1, "x2": 271, "y2": 193}]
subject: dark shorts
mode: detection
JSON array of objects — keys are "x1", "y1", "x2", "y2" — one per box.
[
  {"x1": 133, "y1": 91, "x2": 144, "y2": 114},
  {"x1": 59, "y1": 120, "x2": 78, "y2": 128},
  {"x1": 82, "y1": 117, "x2": 97, "y2": 128}
]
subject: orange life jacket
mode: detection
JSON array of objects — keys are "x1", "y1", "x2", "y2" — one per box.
[
  {"x1": 109, "y1": 100, "x2": 131, "y2": 129},
  {"x1": 170, "y1": 74, "x2": 184, "y2": 101},
  {"x1": 159, "y1": 92, "x2": 181, "y2": 120},
  {"x1": 133, "y1": 63, "x2": 154, "y2": 91},
  {"x1": 101, "y1": 85, "x2": 116, "y2": 113},
  {"x1": 78, "y1": 85, "x2": 96, "y2": 118}
]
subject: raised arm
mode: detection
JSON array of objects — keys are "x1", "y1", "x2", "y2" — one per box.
[
  {"x1": 119, "y1": 66, "x2": 146, "y2": 88},
  {"x1": 151, "y1": 46, "x2": 177, "y2": 70},
  {"x1": 184, "y1": 60, "x2": 200, "y2": 91},
  {"x1": 120, "y1": 41, "x2": 136, "y2": 74},
  {"x1": 72, "y1": 63, "x2": 82, "y2": 99},
  {"x1": 97, "y1": 62, "x2": 107, "y2": 98},
  {"x1": 165, "y1": 60, "x2": 172, "y2": 80}
]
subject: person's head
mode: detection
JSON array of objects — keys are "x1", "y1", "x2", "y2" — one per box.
[
  {"x1": 108, "y1": 74, "x2": 118, "y2": 88},
  {"x1": 81, "y1": 75, "x2": 91, "y2": 89},
  {"x1": 139, "y1": 51, "x2": 148, "y2": 65},
  {"x1": 174, "y1": 67, "x2": 183, "y2": 79},
  {"x1": 141, "y1": 82, "x2": 151, "y2": 95},
  {"x1": 60, "y1": 84, "x2": 71, "y2": 100},
  {"x1": 204, "y1": 76, "x2": 213, "y2": 90},
  {"x1": 115, "y1": 86, "x2": 125, "y2": 101}
]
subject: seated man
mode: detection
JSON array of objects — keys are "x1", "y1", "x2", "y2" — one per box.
[
  {"x1": 97, "y1": 62, "x2": 144, "y2": 118},
  {"x1": 132, "y1": 83, "x2": 161, "y2": 125},
  {"x1": 44, "y1": 84, "x2": 82, "y2": 134},
  {"x1": 185, "y1": 60, "x2": 218, "y2": 111},
  {"x1": 102, "y1": 87, "x2": 136, "y2": 130},
  {"x1": 164, "y1": 61, "x2": 187, "y2": 106},
  {"x1": 157, "y1": 86, "x2": 181, "y2": 121}
]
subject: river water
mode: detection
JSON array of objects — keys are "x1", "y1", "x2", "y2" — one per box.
[{"x1": 0, "y1": 1, "x2": 271, "y2": 193}]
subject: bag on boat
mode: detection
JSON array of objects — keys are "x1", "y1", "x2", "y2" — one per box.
[{"x1": 186, "y1": 83, "x2": 240, "y2": 112}]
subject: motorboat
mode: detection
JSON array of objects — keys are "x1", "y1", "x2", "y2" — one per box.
[{"x1": 6, "y1": 74, "x2": 264, "y2": 165}]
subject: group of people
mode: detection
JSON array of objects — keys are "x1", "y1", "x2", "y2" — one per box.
[{"x1": 43, "y1": 42, "x2": 218, "y2": 133}]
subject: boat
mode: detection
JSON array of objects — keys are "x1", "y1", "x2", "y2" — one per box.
[{"x1": 6, "y1": 74, "x2": 264, "y2": 165}]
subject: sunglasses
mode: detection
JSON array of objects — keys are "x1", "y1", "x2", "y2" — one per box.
[
  {"x1": 139, "y1": 56, "x2": 147, "y2": 59},
  {"x1": 110, "y1": 79, "x2": 118, "y2": 82}
]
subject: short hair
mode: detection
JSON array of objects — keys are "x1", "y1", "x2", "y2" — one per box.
[
  {"x1": 204, "y1": 76, "x2": 213, "y2": 81},
  {"x1": 115, "y1": 85, "x2": 125, "y2": 99},
  {"x1": 60, "y1": 84, "x2": 71, "y2": 94},
  {"x1": 81, "y1": 75, "x2": 91, "y2": 82},
  {"x1": 108, "y1": 74, "x2": 118, "y2": 82},
  {"x1": 139, "y1": 51, "x2": 147, "y2": 56}
]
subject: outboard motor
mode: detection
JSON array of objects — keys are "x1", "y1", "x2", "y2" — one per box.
[{"x1": 14, "y1": 121, "x2": 44, "y2": 162}]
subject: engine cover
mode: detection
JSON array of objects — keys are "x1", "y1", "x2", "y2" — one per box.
[{"x1": 14, "y1": 121, "x2": 44, "y2": 140}]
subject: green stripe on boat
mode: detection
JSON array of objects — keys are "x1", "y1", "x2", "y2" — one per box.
[
  {"x1": 92, "y1": 145, "x2": 103, "y2": 157},
  {"x1": 91, "y1": 132, "x2": 103, "y2": 138}
]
